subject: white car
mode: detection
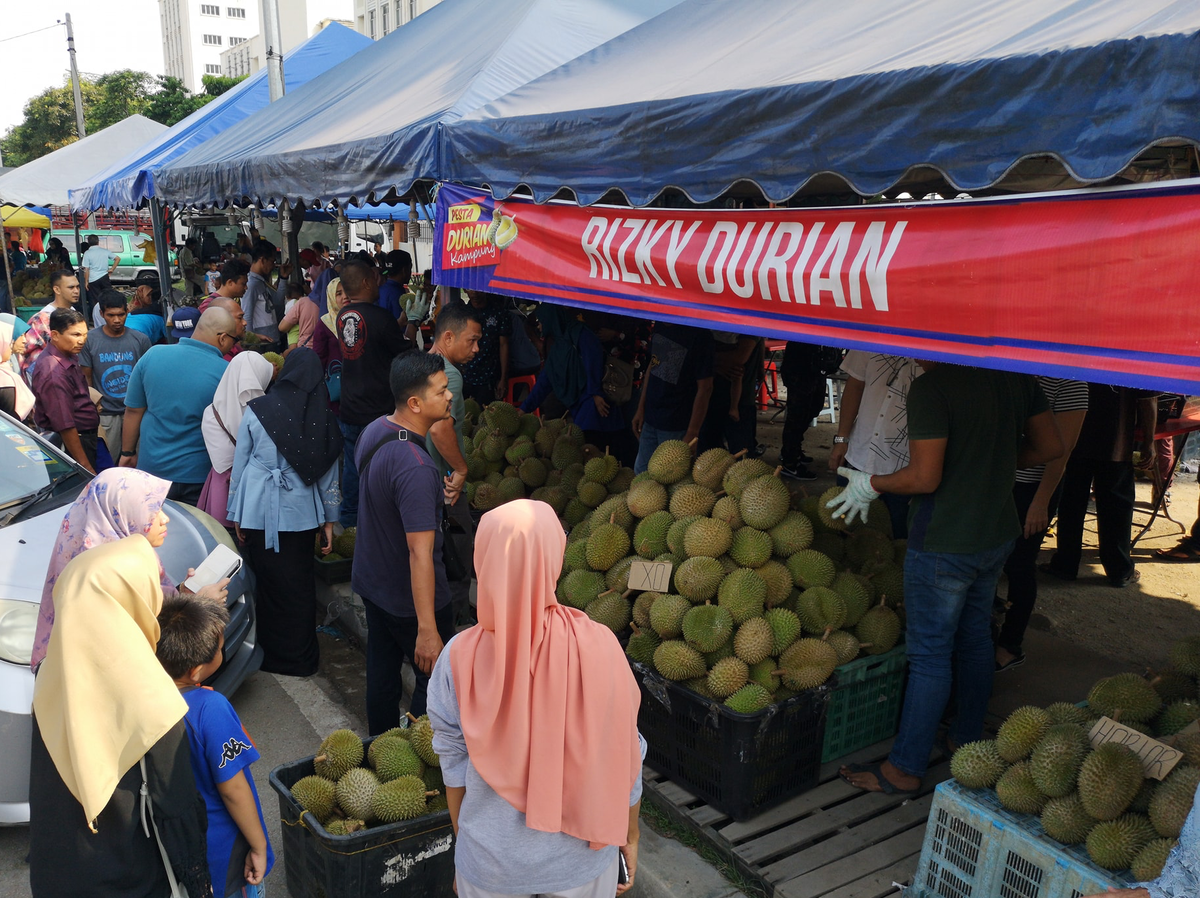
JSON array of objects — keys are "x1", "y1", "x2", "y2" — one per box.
[{"x1": 0, "y1": 412, "x2": 262, "y2": 824}]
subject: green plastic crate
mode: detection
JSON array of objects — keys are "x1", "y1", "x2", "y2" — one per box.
[
  {"x1": 820, "y1": 644, "x2": 907, "y2": 762},
  {"x1": 14, "y1": 306, "x2": 40, "y2": 323}
]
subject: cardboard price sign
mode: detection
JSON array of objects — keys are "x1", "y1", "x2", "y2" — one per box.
[
  {"x1": 627, "y1": 560, "x2": 673, "y2": 593},
  {"x1": 1088, "y1": 716, "x2": 1184, "y2": 781}
]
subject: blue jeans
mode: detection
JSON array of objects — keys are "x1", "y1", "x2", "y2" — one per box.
[
  {"x1": 339, "y1": 420, "x2": 364, "y2": 528},
  {"x1": 634, "y1": 424, "x2": 686, "y2": 473},
  {"x1": 889, "y1": 541, "x2": 1014, "y2": 778}
]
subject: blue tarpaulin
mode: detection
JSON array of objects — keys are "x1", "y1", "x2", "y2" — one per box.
[
  {"x1": 439, "y1": 0, "x2": 1200, "y2": 205},
  {"x1": 152, "y1": 0, "x2": 684, "y2": 209},
  {"x1": 69, "y1": 23, "x2": 371, "y2": 211}
]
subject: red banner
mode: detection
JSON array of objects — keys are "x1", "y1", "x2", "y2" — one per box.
[{"x1": 433, "y1": 181, "x2": 1200, "y2": 393}]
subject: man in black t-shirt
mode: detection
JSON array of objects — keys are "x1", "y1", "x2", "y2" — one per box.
[
  {"x1": 631, "y1": 322, "x2": 714, "y2": 472},
  {"x1": 336, "y1": 259, "x2": 413, "y2": 527}
]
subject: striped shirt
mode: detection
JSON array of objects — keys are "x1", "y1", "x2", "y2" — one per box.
[{"x1": 1014, "y1": 377, "x2": 1089, "y2": 483}]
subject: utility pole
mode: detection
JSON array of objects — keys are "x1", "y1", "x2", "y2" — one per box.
[
  {"x1": 64, "y1": 13, "x2": 87, "y2": 139},
  {"x1": 260, "y1": 0, "x2": 286, "y2": 102}
]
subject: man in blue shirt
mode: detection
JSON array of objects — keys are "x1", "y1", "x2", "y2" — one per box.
[
  {"x1": 81, "y1": 234, "x2": 119, "y2": 308},
  {"x1": 120, "y1": 307, "x2": 234, "y2": 504},
  {"x1": 377, "y1": 250, "x2": 414, "y2": 326},
  {"x1": 241, "y1": 240, "x2": 291, "y2": 342}
]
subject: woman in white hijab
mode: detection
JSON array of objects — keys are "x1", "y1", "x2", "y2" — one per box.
[
  {"x1": 197, "y1": 352, "x2": 275, "y2": 527},
  {"x1": 0, "y1": 312, "x2": 35, "y2": 421}
]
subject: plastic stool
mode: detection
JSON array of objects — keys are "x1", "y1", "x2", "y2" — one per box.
[{"x1": 505, "y1": 374, "x2": 539, "y2": 411}]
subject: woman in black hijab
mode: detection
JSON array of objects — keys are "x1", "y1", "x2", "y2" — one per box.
[{"x1": 228, "y1": 348, "x2": 343, "y2": 676}]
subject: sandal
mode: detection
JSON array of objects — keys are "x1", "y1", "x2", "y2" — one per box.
[
  {"x1": 995, "y1": 650, "x2": 1026, "y2": 673},
  {"x1": 1155, "y1": 540, "x2": 1200, "y2": 562},
  {"x1": 840, "y1": 761, "x2": 920, "y2": 795}
]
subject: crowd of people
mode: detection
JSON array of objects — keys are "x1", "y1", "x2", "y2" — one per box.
[{"x1": 8, "y1": 232, "x2": 1199, "y2": 898}]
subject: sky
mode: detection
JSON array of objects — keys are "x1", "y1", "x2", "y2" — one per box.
[{"x1": 1, "y1": 4, "x2": 166, "y2": 137}]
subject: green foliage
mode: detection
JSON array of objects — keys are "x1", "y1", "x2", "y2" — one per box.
[{"x1": 201, "y1": 74, "x2": 248, "y2": 97}]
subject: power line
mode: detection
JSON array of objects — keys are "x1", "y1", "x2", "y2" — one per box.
[{"x1": 0, "y1": 22, "x2": 63, "y2": 45}]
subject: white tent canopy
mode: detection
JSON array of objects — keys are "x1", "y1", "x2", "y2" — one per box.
[{"x1": 0, "y1": 115, "x2": 167, "y2": 207}]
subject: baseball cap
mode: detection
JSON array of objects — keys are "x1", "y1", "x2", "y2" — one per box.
[
  {"x1": 384, "y1": 249, "x2": 412, "y2": 275},
  {"x1": 170, "y1": 306, "x2": 201, "y2": 340}
]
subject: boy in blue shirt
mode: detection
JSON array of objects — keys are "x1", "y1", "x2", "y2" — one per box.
[{"x1": 157, "y1": 596, "x2": 274, "y2": 897}]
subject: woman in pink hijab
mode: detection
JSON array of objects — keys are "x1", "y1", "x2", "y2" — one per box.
[{"x1": 426, "y1": 499, "x2": 644, "y2": 898}]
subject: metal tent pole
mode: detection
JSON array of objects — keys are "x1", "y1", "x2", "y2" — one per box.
[{"x1": 150, "y1": 198, "x2": 174, "y2": 304}]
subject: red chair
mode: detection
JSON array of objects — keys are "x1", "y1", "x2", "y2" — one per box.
[{"x1": 506, "y1": 374, "x2": 539, "y2": 413}]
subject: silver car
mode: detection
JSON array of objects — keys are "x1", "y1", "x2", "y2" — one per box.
[{"x1": 0, "y1": 412, "x2": 262, "y2": 824}]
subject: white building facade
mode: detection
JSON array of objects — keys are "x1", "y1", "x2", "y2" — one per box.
[
  {"x1": 354, "y1": 0, "x2": 443, "y2": 40},
  {"x1": 160, "y1": 0, "x2": 259, "y2": 91}
]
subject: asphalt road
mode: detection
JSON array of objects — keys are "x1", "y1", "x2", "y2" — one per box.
[{"x1": 0, "y1": 630, "x2": 372, "y2": 898}]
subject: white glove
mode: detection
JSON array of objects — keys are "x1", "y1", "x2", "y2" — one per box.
[{"x1": 825, "y1": 467, "x2": 879, "y2": 526}]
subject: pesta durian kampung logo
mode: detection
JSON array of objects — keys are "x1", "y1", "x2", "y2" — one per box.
[{"x1": 442, "y1": 197, "x2": 519, "y2": 270}]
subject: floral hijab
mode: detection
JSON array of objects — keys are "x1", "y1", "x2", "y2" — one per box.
[{"x1": 31, "y1": 468, "x2": 174, "y2": 670}]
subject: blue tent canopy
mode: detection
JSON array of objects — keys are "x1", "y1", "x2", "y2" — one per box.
[
  {"x1": 258, "y1": 202, "x2": 430, "y2": 221},
  {"x1": 440, "y1": 0, "x2": 1200, "y2": 206},
  {"x1": 69, "y1": 23, "x2": 371, "y2": 212},
  {"x1": 152, "y1": 0, "x2": 684, "y2": 209}
]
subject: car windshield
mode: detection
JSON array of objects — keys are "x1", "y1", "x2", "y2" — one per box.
[{"x1": 0, "y1": 417, "x2": 77, "y2": 509}]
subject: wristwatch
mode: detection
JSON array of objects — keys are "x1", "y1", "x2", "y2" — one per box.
[
  {"x1": 120, "y1": 450, "x2": 136, "y2": 458},
  {"x1": 832, "y1": 436, "x2": 850, "y2": 445}
]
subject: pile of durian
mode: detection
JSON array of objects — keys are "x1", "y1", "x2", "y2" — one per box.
[
  {"x1": 950, "y1": 635, "x2": 1200, "y2": 878},
  {"x1": 462, "y1": 400, "x2": 637, "y2": 515},
  {"x1": 289, "y1": 716, "x2": 446, "y2": 835},
  {"x1": 556, "y1": 439, "x2": 905, "y2": 713}
]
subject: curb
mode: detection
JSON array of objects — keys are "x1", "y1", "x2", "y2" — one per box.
[{"x1": 634, "y1": 826, "x2": 746, "y2": 898}]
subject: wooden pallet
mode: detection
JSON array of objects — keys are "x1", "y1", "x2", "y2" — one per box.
[{"x1": 641, "y1": 738, "x2": 951, "y2": 898}]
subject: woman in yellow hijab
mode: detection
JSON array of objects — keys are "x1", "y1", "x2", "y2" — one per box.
[{"x1": 28, "y1": 535, "x2": 211, "y2": 898}]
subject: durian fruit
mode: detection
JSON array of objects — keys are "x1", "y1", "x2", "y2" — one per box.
[
  {"x1": 631, "y1": 591, "x2": 660, "y2": 629},
  {"x1": 846, "y1": 528, "x2": 894, "y2": 571},
  {"x1": 1087, "y1": 673, "x2": 1163, "y2": 723},
  {"x1": 578, "y1": 480, "x2": 608, "y2": 509},
  {"x1": 1130, "y1": 838, "x2": 1177, "y2": 881},
  {"x1": 649, "y1": 593, "x2": 691, "y2": 639},
  {"x1": 1148, "y1": 765, "x2": 1200, "y2": 838},
  {"x1": 646, "y1": 440, "x2": 693, "y2": 485},
  {"x1": 768, "y1": 511, "x2": 814, "y2": 557},
  {"x1": 1167, "y1": 635, "x2": 1200, "y2": 676},
  {"x1": 725, "y1": 683, "x2": 773, "y2": 713},
  {"x1": 561, "y1": 539, "x2": 589, "y2": 573},
  {"x1": 710, "y1": 495, "x2": 744, "y2": 529},
  {"x1": 692, "y1": 448, "x2": 736, "y2": 492},
  {"x1": 633, "y1": 510, "x2": 674, "y2": 559},
  {"x1": 950, "y1": 740, "x2": 1008, "y2": 789},
  {"x1": 823, "y1": 629, "x2": 862, "y2": 666},
  {"x1": 674, "y1": 556, "x2": 725, "y2": 603},
  {"x1": 485, "y1": 401, "x2": 521, "y2": 436},
  {"x1": 1045, "y1": 702, "x2": 1094, "y2": 728},
  {"x1": 830, "y1": 572, "x2": 871, "y2": 627},
  {"x1": 593, "y1": 496, "x2": 634, "y2": 533},
  {"x1": 1029, "y1": 724, "x2": 1091, "y2": 798},
  {"x1": 586, "y1": 593, "x2": 631, "y2": 632},
  {"x1": 996, "y1": 706, "x2": 1052, "y2": 764},
  {"x1": 1077, "y1": 743, "x2": 1145, "y2": 821},
  {"x1": 681, "y1": 602, "x2": 734, "y2": 653},
  {"x1": 755, "y1": 560, "x2": 794, "y2": 608},
  {"x1": 1041, "y1": 792, "x2": 1095, "y2": 844},
  {"x1": 1155, "y1": 700, "x2": 1200, "y2": 736},
  {"x1": 669, "y1": 484, "x2": 717, "y2": 519},
  {"x1": 653, "y1": 640, "x2": 706, "y2": 681},
  {"x1": 682, "y1": 517, "x2": 733, "y2": 559},
  {"x1": 775, "y1": 638, "x2": 838, "y2": 691},
  {"x1": 717, "y1": 568, "x2": 767, "y2": 623},
  {"x1": 603, "y1": 555, "x2": 638, "y2": 593},
  {"x1": 520, "y1": 457, "x2": 549, "y2": 489},
  {"x1": 796, "y1": 586, "x2": 847, "y2": 634},
  {"x1": 372, "y1": 738, "x2": 425, "y2": 783},
  {"x1": 372, "y1": 775, "x2": 433, "y2": 823},
  {"x1": 729, "y1": 527, "x2": 773, "y2": 569},
  {"x1": 1129, "y1": 778, "x2": 1158, "y2": 815},
  {"x1": 764, "y1": 608, "x2": 802, "y2": 656},
  {"x1": 995, "y1": 761, "x2": 1048, "y2": 815},
  {"x1": 722, "y1": 458, "x2": 772, "y2": 499},
  {"x1": 868, "y1": 563, "x2": 905, "y2": 605},
  {"x1": 557, "y1": 569, "x2": 605, "y2": 610},
  {"x1": 583, "y1": 453, "x2": 619, "y2": 486},
  {"x1": 625, "y1": 625, "x2": 661, "y2": 666},
  {"x1": 739, "y1": 474, "x2": 791, "y2": 531},
  {"x1": 291, "y1": 774, "x2": 337, "y2": 821},
  {"x1": 586, "y1": 522, "x2": 631, "y2": 571},
  {"x1": 666, "y1": 515, "x2": 702, "y2": 555},
  {"x1": 1086, "y1": 813, "x2": 1157, "y2": 871},
  {"x1": 336, "y1": 767, "x2": 380, "y2": 824},
  {"x1": 684, "y1": 676, "x2": 713, "y2": 698},
  {"x1": 1174, "y1": 731, "x2": 1200, "y2": 767},
  {"x1": 747, "y1": 659, "x2": 781, "y2": 693},
  {"x1": 811, "y1": 532, "x2": 846, "y2": 566},
  {"x1": 407, "y1": 714, "x2": 440, "y2": 767},
  {"x1": 787, "y1": 549, "x2": 837, "y2": 589},
  {"x1": 707, "y1": 656, "x2": 749, "y2": 699},
  {"x1": 325, "y1": 818, "x2": 366, "y2": 836},
  {"x1": 817, "y1": 486, "x2": 851, "y2": 531},
  {"x1": 1150, "y1": 669, "x2": 1198, "y2": 705},
  {"x1": 854, "y1": 599, "x2": 902, "y2": 655},
  {"x1": 332, "y1": 528, "x2": 357, "y2": 558},
  {"x1": 733, "y1": 617, "x2": 775, "y2": 665},
  {"x1": 314, "y1": 729, "x2": 364, "y2": 780}
]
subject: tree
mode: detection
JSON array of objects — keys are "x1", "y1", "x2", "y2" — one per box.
[
  {"x1": 0, "y1": 81, "x2": 99, "y2": 167},
  {"x1": 201, "y1": 74, "x2": 248, "y2": 97},
  {"x1": 143, "y1": 76, "x2": 211, "y2": 126},
  {"x1": 90, "y1": 70, "x2": 156, "y2": 129}
]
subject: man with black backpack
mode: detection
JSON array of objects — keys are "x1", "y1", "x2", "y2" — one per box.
[{"x1": 780, "y1": 341, "x2": 844, "y2": 481}]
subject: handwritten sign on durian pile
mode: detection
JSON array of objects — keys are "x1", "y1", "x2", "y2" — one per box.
[
  {"x1": 1088, "y1": 717, "x2": 1183, "y2": 781},
  {"x1": 628, "y1": 560, "x2": 673, "y2": 593}
]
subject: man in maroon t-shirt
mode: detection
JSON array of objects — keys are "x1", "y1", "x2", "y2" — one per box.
[{"x1": 32, "y1": 308, "x2": 100, "y2": 472}]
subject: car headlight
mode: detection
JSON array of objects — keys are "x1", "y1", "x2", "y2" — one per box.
[{"x1": 0, "y1": 600, "x2": 38, "y2": 666}]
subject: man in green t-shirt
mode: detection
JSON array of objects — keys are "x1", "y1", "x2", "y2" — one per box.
[
  {"x1": 427, "y1": 299, "x2": 482, "y2": 626},
  {"x1": 830, "y1": 362, "x2": 1062, "y2": 796}
]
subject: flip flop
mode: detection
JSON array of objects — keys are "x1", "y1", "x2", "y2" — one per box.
[
  {"x1": 995, "y1": 651, "x2": 1026, "y2": 673},
  {"x1": 1155, "y1": 541, "x2": 1200, "y2": 562},
  {"x1": 840, "y1": 761, "x2": 920, "y2": 795}
]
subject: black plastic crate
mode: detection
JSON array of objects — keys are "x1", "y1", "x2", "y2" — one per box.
[
  {"x1": 269, "y1": 745, "x2": 454, "y2": 898},
  {"x1": 314, "y1": 553, "x2": 353, "y2": 584},
  {"x1": 630, "y1": 661, "x2": 832, "y2": 821}
]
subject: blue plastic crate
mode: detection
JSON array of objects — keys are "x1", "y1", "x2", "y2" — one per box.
[{"x1": 909, "y1": 780, "x2": 1134, "y2": 898}]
